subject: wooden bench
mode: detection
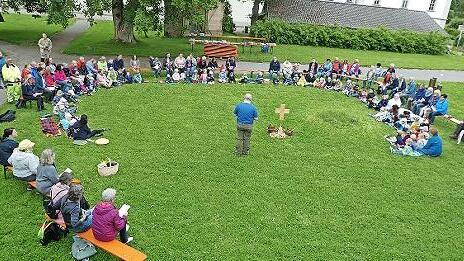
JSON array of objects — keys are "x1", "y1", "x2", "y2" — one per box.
[
  {"x1": 78, "y1": 229, "x2": 147, "y2": 261},
  {"x1": 27, "y1": 179, "x2": 81, "y2": 190},
  {"x1": 444, "y1": 115, "x2": 463, "y2": 125}
]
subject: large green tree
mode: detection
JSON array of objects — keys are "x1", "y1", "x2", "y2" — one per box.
[{"x1": 1, "y1": 0, "x2": 219, "y2": 42}]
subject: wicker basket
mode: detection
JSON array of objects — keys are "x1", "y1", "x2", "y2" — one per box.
[{"x1": 97, "y1": 159, "x2": 119, "y2": 177}]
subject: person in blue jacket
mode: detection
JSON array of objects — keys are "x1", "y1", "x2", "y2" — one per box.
[
  {"x1": 418, "y1": 128, "x2": 442, "y2": 157},
  {"x1": 234, "y1": 93, "x2": 258, "y2": 155},
  {"x1": 429, "y1": 94, "x2": 449, "y2": 124}
]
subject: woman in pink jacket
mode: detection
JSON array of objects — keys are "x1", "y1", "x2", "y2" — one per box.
[{"x1": 92, "y1": 188, "x2": 132, "y2": 243}]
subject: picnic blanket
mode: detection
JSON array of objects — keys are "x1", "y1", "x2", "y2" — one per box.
[{"x1": 40, "y1": 116, "x2": 62, "y2": 137}]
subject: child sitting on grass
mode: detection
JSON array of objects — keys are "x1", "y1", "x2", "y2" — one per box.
[
  {"x1": 255, "y1": 72, "x2": 264, "y2": 84},
  {"x1": 200, "y1": 69, "x2": 208, "y2": 84},
  {"x1": 149, "y1": 57, "x2": 162, "y2": 78},
  {"x1": 390, "y1": 138, "x2": 422, "y2": 156},
  {"x1": 239, "y1": 73, "x2": 250, "y2": 84},
  {"x1": 207, "y1": 70, "x2": 215, "y2": 84},
  {"x1": 314, "y1": 77, "x2": 326, "y2": 89},
  {"x1": 218, "y1": 66, "x2": 227, "y2": 83}
]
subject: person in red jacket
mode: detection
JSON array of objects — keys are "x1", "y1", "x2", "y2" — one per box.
[{"x1": 92, "y1": 188, "x2": 133, "y2": 243}]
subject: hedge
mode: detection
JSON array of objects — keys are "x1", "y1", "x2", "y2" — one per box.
[{"x1": 251, "y1": 19, "x2": 449, "y2": 55}]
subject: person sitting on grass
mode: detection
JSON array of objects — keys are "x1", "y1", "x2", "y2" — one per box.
[
  {"x1": 70, "y1": 114, "x2": 107, "y2": 141},
  {"x1": 218, "y1": 66, "x2": 227, "y2": 83},
  {"x1": 255, "y1": 71, "x2": 264, "y2": 84},
  {"x1": 92, "y1": 188, "x2": 133, "y2": 244},
  {"x1": 77, "y1": 57, "x2": 87, "y2": 75},
  {"x1": 54, "y1": 64, "x2": 72, "y2": 93},
  {"x1": 428, "y1": 94, "x2": 448, "y2": 124},
  {"x1": 420, "y1": 89, "x2": 441, "y2": 118},
  {"x1": 386, "y1": 93, "x2": 402, "y2": 111},
  {"x1": 36, "y1": 149, "x2": 59, "y2": 196},
  {"x1": 0, "y1": 128, "x2": 18, "y2": 167},
  {"x1": 208, "y1": 58, "x2": 218, "y2": 70},
  {"x1": 314, "y1": 77, "x2": 326, "y2": 89},
  {"x1": 56, "y1": 184, "x2": 92, "y2": 234},
  {"x1": 417, "y1": 127, "x2": 442, "y2": 157},
  {"x1": 207, "y1": 70, "x2": 215, "y2": 84},
  {"x1": 449, "y1": 121, "x2": 464, "y2": 140},
  {"x1": 172, "y1": 69, "x2": 182, "y2": 83},
  {"x1": 332, "y1": 57, "x2": 341, "y2": 75},
  {"x1": 174, "y1": 54, "x2": 186, "y2": 73},
  {"x1": 97, "y1": 56, "x2": 108, "y2": 73},
  {"x1": 85, "y1": 58, "x2": 98, "y2": 76},
  {"x1": 129, "y1": 66, "x2": 143, "y2": 84},
  {"x1": 96, "y1": 70, "x2": 112, "y2": 88},
  {"x1": 411, "y1": 87, "x2": 433, "y2": 115},
  {"x1": 341, "y1": 59, "x2": 351, "y2": 77},
  {"x1": 268, "y1": 57, "x2": 281, "y2": 80},
  {"x1": 113, "y1": 55, "x2": 125, "y2": 72},
  {"x1": 149, "y1": 57, "x2": 162, "y2": 78},
  {"x1": 322, "y1": 59, "x2": 332, "y2": 77},
  {"x1": 239, "y1": 73, "x2": 250, "y2": 84},
  {"x1": 390, "y1": 138, "x2": 422, "y2": 156},
  {"x1": 7, "y1": 139, "x2": 39, "y2": 182},
  {"x1": 107, "y1": 67, "x2": 119, "y2": 86}
]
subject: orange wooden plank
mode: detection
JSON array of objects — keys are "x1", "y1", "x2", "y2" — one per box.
[{"x1": 78, "y1": 229, "x2": 147, "y2": 261}]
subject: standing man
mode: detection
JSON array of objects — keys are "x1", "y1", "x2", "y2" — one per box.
[
  {"x1": 234, "y1": 93, "x2": 258, "y2": 156},
  {"x1": 1, "y1": 58, "x2": 21, "y2": 103},
  {"x1": 38, "y1": 33, "x2": 52, "y2": 62}
]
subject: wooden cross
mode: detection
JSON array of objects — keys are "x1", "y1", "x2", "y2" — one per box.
[{"x1": 275, "y1": 104, "x2": 290, "y2": 121}]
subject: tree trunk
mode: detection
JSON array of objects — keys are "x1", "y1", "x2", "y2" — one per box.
[
  {"x1": 164, "y1": 0, "x2": 184, "y2": 37},
  {"x1": 112, "y1": 0, "x2": 136, "y2": 43},
  {"x1": 250, "y1": 0, "x2": 261, "y2": 26}
]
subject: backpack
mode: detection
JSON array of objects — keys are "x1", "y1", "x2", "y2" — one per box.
[
  {"x1": 43, "y1": 188, "x2": 67, "y2": 219},
  {"x1": 71, "y1": 238, "x2": 97, "y2": 260},
  {"x1": 37, "y1": 220, "x2": 68, "y2": 246},
  {"x1": 0, "y1": 110, "x2": 16, "y2": 122}
]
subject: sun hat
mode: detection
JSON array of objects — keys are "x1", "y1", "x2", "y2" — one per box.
[{"x1": 18, "y1": 139, "x2": 35, "y2": 151}]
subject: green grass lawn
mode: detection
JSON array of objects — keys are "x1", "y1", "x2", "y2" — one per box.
[
  {"x1": 0, "y1": 82, "x2": 463, "y2": 259},
  {"x1": 0, "y1": 13, "x2": 72, "y2": 46},
  {"x1": 64, "y1": 21, "x2": 464, "y2": 71}
]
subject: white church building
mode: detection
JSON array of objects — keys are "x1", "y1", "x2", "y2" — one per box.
[
  {"x1": 229, "y1": 0, "x2": 452, "y2": 29},
  {"x1": 312, "y1": 0, "x2": 451, "y2": 28}
]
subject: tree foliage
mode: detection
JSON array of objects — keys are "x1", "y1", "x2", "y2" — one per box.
[{"x1": 222, "y1": 0, "x2": 235, "y2": 33}]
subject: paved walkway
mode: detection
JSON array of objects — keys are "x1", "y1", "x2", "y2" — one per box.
[{"x1": 1, "y1": 19, "x2": 463, "y2": 105}]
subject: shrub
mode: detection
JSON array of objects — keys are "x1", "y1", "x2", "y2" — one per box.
[{"x1": 251, "y1": 19, "x2": 449, "y2": 55}]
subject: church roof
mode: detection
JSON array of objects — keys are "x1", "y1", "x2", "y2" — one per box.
[{"x1": 266, "y1": 0, "x2": 445, "y2": 33}]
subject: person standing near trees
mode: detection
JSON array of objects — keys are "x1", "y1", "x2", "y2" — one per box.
[
  {"x1": 38, "y1": 33, "x2": 52, "y2": 63},
  {"x1": 234, "y1": 93, "x2": 258, "y2": 156}
]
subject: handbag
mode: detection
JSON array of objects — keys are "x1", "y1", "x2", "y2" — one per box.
[{"x1": 71, "y1": 238, "x2": 97, "y2": 260}]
